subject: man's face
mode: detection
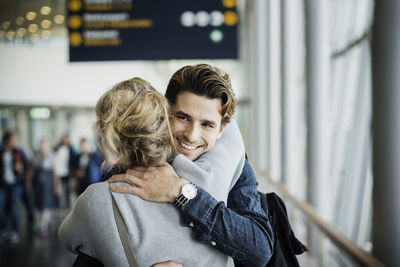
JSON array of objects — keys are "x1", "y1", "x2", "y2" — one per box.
[
  {"x1": 40, "y1": 139, "x2": 50, "y2": 153},
  {"x1": 8, "y1": 134, "x2": 18, "y2": 149},
  {"x1": 80, "y1": 140, "x2": 90, "y2": 154},
  {"x1": 172, "y1": 91, "x2": 226, "y2": 161},
  {"x1": 62, "y1": 135, "x2": 70, "y2": 146}
]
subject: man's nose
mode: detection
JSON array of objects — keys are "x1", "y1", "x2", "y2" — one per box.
[{"x1": 184, "y1": 123, "x2": 200, "y2": 142}]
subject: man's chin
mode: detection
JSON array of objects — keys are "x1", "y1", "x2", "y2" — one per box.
[{"x1": 179, "y1": 150, "x2": 200, "y2": 161}]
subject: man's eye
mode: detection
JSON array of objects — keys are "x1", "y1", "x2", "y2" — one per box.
[
  {"x1": 203, "y1": 123, "x2": 214, "y2": 128},
  {"x1": 176, "y1": 115, "x2": 189, "y2": 121}
]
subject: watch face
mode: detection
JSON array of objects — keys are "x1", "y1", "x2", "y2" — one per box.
[{"x1": 182, "y1": 183, "x2": 197, "y2": 199}]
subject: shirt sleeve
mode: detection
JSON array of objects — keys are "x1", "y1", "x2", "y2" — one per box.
[{"x1": 181, "y1": 160, "x2": 274, "y2": 267}]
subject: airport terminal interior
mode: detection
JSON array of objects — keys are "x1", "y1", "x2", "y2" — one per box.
[{"x1": 0, "y1": 0, "x2": 399, "y2": 266}]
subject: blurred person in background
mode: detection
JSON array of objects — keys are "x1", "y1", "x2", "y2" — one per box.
[
  {"x1": 31, "y1": 138, "x2": 56, "y2": 237},
  {"x1": 74, "y1": 138, "x2": 103, "y2": 196},
  {"x1": 0, "y1": 130, "x2": 28, "y2": 244},
  {"x1": 54, "y1": 134, "x2": 76, "y2": 209}
]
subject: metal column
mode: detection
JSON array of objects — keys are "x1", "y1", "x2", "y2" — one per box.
[
  {"x1": 281, "y1": 0, "x2": 289, "y2": 185},
  {"x1": 305, "y1": 0, "x2": 331, "y2": 221},
  {"x1": 252, "y1": 0, "x2": 269, "y2": 171},
  {"x1": 371, "y1": 1, "x2": 400, "y2": 266},
  {"x1": 305, "y1": 0, "x2": 331, "y2": 259}
]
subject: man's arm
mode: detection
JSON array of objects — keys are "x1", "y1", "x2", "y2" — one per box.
[
  {"x1": 109, "y1": 121, "x2": 273, "y2": 266},
  {"x1": 181, "y1": 159, "x2": 274, "y2": 267},
  {"x1": 109, "y1": 159, "x2": 274, "y2": 266}
]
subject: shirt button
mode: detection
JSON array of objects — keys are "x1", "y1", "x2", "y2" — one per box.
[
  {"x1": 211, "y1": 241, "x2": 217, "y2": 246},
  {"x1": 189, "y1": 222, "x2": 194, "y2": 227}
]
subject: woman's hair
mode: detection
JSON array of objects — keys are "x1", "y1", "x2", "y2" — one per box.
[{"x1": 95, "y1": 77, "x2": 175, "y2": 167}]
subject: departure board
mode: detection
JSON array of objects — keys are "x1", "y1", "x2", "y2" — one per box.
[{"x1": 67, "y1": 0, "x2": 239, "y2": 61}]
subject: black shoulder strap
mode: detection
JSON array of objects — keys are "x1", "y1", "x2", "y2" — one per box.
[{"x1": 258, "y1": 191, "x2": 308, "y2": 267}]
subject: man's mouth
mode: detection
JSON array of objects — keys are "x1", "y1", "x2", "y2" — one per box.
[
  {"x1": 180, "y1": 142, "x2": 197, "y2": 150},
  {"x1": 176, "y1": 138, "x2": 202, "y2": 152}
]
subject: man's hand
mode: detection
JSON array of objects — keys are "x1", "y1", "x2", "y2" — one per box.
[{"x1": 108, "y1": 161, "x2": 187, "y2": 203}]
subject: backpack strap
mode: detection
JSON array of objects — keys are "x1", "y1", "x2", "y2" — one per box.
[{"x1": 258, "y1": 191, "x2": 308, "y2": 267}]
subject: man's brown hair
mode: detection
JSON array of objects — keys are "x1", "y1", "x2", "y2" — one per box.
[{"x1": 165, "y1": 64, "x2": 237, "y2": 125}]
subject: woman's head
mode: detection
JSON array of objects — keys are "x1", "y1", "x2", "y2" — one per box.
[{"x1": 95, "y1": 77, "x2": 175, "y2": 168}]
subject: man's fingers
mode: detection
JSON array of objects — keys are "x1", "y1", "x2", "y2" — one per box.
[
  {"x1": 126, "y1": 168, "x2": 147, "y2": 177},
  {"x1": 108, "y1": 174, "x2": 126, "y2": 182},
  {"x1": 131, "y1": 166, "x2": 147, "y2": 172},
  {"x1": 108, "y1": 174, "x2": 143, "y2": 187},
  {"x1": 111, "y1": 185, "x2": 145, "y2": 197},
  {"x1": 156, "y1": 160, "x2": 169, "y2": 167}
]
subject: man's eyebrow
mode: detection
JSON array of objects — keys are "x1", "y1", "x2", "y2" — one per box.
[
  {"x1": 201, "y1": 119, "x2": 217, "y2": 127},
  {"x1": 175, "y1": 111, "x2": 218, "y2": 126},
  {"x1": 175, "y1": 111, "x2": 191, "y2": 118}
]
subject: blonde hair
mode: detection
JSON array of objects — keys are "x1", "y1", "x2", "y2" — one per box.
[{"x1": 95, "y1": 77, "x2": 175, "y2": 167}]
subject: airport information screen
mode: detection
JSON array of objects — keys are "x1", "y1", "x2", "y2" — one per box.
[{"x1": 67, "y1": 0, "x2": 238, "y2": 61}]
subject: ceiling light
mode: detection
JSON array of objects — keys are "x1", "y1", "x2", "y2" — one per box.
[
  {"x1": 41, "y1": 19, "x2": 52, "y2": 29},
  {"x1": 54, "y1": 15, "x2": 65, "y2": 24},
  {"x1": 2, "y1": 21, "x2": 11, "y2": 30},
  {"x1": 26, "y1": 11, "x2": 37, "y2": 21},
  {"x1": 41, "y1": 30, "x2": 51, "y2": 39},
  {"x1": 40, "y1": 6, "x2": 52, "y2": 15},
  {"x1": 30, "y1": 107, "x2": 51, "y2": 120},
  {"x1": 17, "y1": 28, "x2": 26, "y2": 37},
  {"x1": 30, "y1": 33, "x2": 39, "y2": 42},
  {"x1": 16, "y1": 17, "x2": 24, "y2": 25},
  {"x1": 28, "y1": 24, "x2": 39, "y2": 33},
  {"x1": 6, "y1": 31, "x2": 15, "y2": 40}
]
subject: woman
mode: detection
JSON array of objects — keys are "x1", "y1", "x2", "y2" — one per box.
[
  {"x1": 59, "y1": 77, "x2": 245, "y2": 266},
  {"x1": 32, "y1": 138, "x2": 56, "y2": 237}
]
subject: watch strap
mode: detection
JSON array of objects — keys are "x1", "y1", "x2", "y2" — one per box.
[
  {"x1": 175, "y1": 194, "x2": 188, "y2": 209},
  {"x1": 174, "y1": 182, "x2": 196, "y2": 209}
]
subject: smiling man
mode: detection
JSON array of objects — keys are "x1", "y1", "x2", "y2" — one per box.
[
  {"x1": 173, "y1": 92, "x2": 225, "y2": 161},
  {"x1": 109, "y1": 64, "x2": 274, "y2": 266}
]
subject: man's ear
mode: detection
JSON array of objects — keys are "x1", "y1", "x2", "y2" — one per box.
[{"x1": 217, "y1": 122, "x2": 228, "y2": 139}]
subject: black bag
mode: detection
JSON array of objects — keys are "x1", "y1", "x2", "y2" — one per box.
[{"x1": 259, "y1": 192, "x2": 308, "y2": 267}]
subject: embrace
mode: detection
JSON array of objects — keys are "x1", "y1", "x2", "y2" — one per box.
[{"x1": 59, "y1": 64, "x2": 274, "y2": 267}]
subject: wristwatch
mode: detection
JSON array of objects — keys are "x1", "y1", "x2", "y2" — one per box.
[{"x1": 174, "y1": 182, "x2": 197, "y2": 209}]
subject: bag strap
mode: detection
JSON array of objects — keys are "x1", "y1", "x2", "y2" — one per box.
[{"x1": 111, "y1": 192, "x2": 140, "y2": 267}]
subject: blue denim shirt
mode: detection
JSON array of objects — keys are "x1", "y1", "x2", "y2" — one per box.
[{"x1": 181, "y1": 159, "x2": 274, "y2": 266}]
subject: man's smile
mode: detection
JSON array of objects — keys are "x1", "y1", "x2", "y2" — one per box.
[{"x1": 175, "y1": 137, "x2": 204, "y2": 153}]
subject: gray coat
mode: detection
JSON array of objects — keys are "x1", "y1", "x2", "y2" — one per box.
[{"x1": 59, "y1": 121, "x2": 245, "y2": 267}]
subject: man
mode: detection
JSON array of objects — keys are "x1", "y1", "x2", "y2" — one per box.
[
  {"x1": 54, "y1": 134, "x2": 76, "y2": 209},
  {"x1": 0, "y1": 130, "x2": 28, "y2": 244},
  {"x1": 110, "y1": 64, "x2": 274, "y2": 266},
  {"x1": 74, "y1": 64, "x2": 273, "y2": 266},
  {"x1": 73, "y1": 138, "x2": 103, "y2": 196}
]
